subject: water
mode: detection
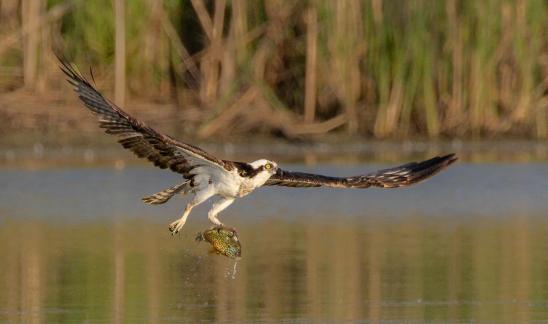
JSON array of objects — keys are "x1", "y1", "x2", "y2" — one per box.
[{"x1": 1, "y1": 162, "x2": 548, "y2": 322}]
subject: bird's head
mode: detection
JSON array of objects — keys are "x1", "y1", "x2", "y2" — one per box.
[{"x1": 248, "y1": 159, "x2": 278, "y2": 176}]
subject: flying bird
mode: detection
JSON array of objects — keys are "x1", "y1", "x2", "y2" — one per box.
[{"x1": 59, "y1": 58, "x2": 457, "y2": 234}]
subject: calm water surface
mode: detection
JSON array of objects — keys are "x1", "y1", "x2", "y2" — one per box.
[{"x1": 1, "y1": 162, "x2": 548, "y2": 323}]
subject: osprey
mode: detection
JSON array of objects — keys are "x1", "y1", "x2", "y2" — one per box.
[{"x1": 59, "y1": 59, "x2": 457, "y2": 234}]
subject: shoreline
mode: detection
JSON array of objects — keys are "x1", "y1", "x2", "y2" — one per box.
[{"x1": 1, "y1": 139, "x2": 546, "y2": 170}]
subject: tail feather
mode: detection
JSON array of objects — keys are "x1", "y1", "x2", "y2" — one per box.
[{"x1": 142, "y1": 181, "x2": 190, "y2": 205}]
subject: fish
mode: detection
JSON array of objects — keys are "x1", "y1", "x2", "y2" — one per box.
[{"x1": 196, "y1": 226, "x2": 242, "y2": 259}]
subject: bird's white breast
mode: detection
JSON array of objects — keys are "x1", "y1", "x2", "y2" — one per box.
[
  {"x1": 237, "y1": 171, "x2": 272, "y2": 197},
  {"x1": 190, "y1": 165, "x2": 273, "y2": 198},
  {"x1": 213, "y1": 168, "x2": 246, "y2": 198}
]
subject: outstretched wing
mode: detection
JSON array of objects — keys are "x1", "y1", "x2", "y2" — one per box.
[
  {"x1": 59, "y1": 58, "x2": 234, "y2": 178},
  {"x1": 265, "y1": 154, "x2": 457, "y2": 188}
]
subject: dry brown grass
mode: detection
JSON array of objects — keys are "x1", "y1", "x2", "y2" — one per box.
[{"x1": 0, "y1": 0, "x2": 546, "y2": 139}]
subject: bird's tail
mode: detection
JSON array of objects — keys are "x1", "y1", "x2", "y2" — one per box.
[{"x1": 142, "y1": 181, "x2": 191, "y2": 205}]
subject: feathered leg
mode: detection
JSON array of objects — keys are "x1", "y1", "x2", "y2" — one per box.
[{"x1": 207, "y1": 197, "x2": 235, "y2": 226}]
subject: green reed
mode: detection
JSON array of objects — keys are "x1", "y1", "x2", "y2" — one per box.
[{"x1": 1, "y1": 0, "x2": 546, "y2": 138}]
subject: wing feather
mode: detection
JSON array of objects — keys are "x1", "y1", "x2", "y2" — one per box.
[
  {"x1": 265, "y1": 154, "x2": 457, "y2": 189},
  {"x1": 59, "y1": 57, "x2": 232, "y2": 178}
]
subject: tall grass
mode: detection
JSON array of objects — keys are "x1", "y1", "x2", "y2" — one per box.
[{"x1": 1, "y1": 0, "x2": 546, "y2": 138}]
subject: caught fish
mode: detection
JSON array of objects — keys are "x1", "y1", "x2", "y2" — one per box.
[{"x1": 196, "y1": 226, "x2": 242, "y2": 259}]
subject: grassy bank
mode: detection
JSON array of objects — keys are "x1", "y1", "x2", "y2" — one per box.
[{"x1": 0, "y1": 0, "x2": 546, "y2": 139}]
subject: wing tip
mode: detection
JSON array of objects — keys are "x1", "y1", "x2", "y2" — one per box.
[
  {"x1": 56, "y1": 53, "x2": 91, "y2": 88},
  {"x1": 438, "y1": 153, "x2": 458, "y2": 168},
  {"x1": 406, "y1": 153, "x2": 457, "y2": 184}
]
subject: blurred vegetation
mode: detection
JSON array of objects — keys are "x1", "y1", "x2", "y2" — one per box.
[{"x1": 0, "y1": 0, "x2": 546, "y2": 139}]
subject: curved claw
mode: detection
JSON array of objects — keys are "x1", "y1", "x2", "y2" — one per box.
[{"x1": 169, "y1": 219, "x2": 185, "y2": 235}]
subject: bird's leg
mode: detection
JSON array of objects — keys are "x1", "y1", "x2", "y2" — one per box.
[
  {"x1": 208, "y1": 197, "x2": 235, "y2": 228},
  {"x1": 168, "y1": 203, "x2": 194, "y2": 235},
  {"x1": 169, "y1": 188, "x2": 215, "y2": 235}
]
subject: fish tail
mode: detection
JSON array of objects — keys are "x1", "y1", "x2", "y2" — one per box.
[{"x1": 195, "y1": 232, "x2": 205, "y2": 242}]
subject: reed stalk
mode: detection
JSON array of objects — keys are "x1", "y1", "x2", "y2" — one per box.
[
  {"x1": 0, "y1": 0, "x2": 545, "y2": 139},
  {"x1": 304, "y1": 6, "x2": 318, "y2": 124},
  {"x1": 113, "y1": 0, "x2": 125, "y2": 107},
  {"x1": 21, "y1": 0, "x2": 41, "y2": 89}
]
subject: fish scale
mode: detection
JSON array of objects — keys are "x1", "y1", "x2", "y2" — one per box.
[{"x1": 196, "y1": 227, "x2": 242, "y2": 259}]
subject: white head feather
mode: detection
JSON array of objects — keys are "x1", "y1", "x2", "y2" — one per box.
[{"x1": 248, "y1": 159, "x2": 278, "y2": 187}]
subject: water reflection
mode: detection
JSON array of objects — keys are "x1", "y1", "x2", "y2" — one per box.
[
  {"x1": 1, "y1": 161, "x2": 547, "y2": 321},
  {"x1": 2, "y1": 216, "x2": 548, "y2": 322}
]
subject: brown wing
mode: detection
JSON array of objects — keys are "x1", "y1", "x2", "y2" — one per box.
[
  {"x1": 265, "y1": 154, "x2": 457, "y2": 188},
  {"x1": 59, "y1": 58, "x2": 234, "y2": 178}
]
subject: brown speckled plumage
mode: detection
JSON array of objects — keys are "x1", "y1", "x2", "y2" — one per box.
[
  {"x1": 59, "y1": 58, "x2": 237, "y2": 181},
  {"x1": 265, "y1": 154, "x2": 457, "y2": 188},
  {"x1": 59, "y1": 56, "x2": 457, "y2": 235}
]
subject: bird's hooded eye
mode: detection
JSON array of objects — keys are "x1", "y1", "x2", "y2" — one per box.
[{"x1": 265, "y1": 163, "x2": 272, "y2": 170}]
